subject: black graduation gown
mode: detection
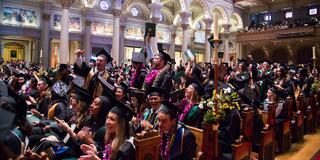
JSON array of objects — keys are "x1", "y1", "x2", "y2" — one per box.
[
  {"x1": 153, "y1": 72, "x2": 173, "y2": 101},
  {"x1": 218, "y1": 108, "x2": 241, "y2": 159},
  {"x1": 132, "y1": 68, "x2": 147, "y2": 89}
]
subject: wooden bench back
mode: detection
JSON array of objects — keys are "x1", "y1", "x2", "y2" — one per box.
[
  {"x1": 240, "y1": 110, "x2": 254, "y2": 141},
  {"x1": 186, "y1": 125, "x2": 203, "y2": 155}
]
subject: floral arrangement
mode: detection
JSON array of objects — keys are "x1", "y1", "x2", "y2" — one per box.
[
  {"x1": 311, "y1": 79, "x2": 320, "y2": 94},
  {"x1": 202, "y1": 88, "x2": 241, "y2": 124}
]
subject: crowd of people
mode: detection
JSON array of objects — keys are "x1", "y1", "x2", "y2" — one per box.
[
  {"x1": 0, "y1": 45, "x2": 319, "y2": 159},
  {"x1": 244, "y1": 17, "x2": 320, "y2": 32}
]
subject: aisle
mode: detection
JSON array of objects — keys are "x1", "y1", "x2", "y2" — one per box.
[{"x1": 275, "y1": 130, "x2": 320, "y2": 160}]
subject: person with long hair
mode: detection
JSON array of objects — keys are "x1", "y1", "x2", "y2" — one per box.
[
  {"x1": 178, "y1": 82, "x2": 204, "y2": 129},
  {"x1": 80, "y1": 99, "x2": 136, "y2": 160}
]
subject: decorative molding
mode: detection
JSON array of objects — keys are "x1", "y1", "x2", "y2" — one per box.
[
  {"x1": 42, "y1": 13, "x2": 51, "y2": 21},
  {"x1": 181, "y1": 23, "x2": 189, "y2": 30},
  {"x1": 61, "y1": 0, "x2": 74, "y2": 9},
  {"x1": 112, "y1": 9, "x2": 122, "y2": 17}
]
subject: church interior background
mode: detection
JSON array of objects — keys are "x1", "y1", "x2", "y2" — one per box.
[{"x1": 0, "y1": 0, "x2": 319, "y2": 67}]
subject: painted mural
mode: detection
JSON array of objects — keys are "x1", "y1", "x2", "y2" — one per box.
[
  {"x1": 53, "y1": 14, "x2": 81, "y2": 32},
  {"x1": 2, "y1": 6, "x2": 38, "y2": 27},
  {"x1": 124, "y1": 25, "x2": 144, "y2": 41},
  {"x1": 91, "y1": 21, "x2": 113, "y2": 36}
]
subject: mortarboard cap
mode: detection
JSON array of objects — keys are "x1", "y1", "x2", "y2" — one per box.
[
  {"x1": 263, "y1": 59, "x2": 271, "y2": 65},
  {"x1": 116, "y1": 81, "x2": 129, "y2": 93},
  {"x1": 288, "y1": 65, "x2": 297, "y2": 74},
  {"x1": 159, "y1": 101, "x2": 182, "y2": 118},
  {"x1": 89, "y1": 59, "x2": 96, "y2": 63},
  {"x1": 96, "y1": 49, "x2": 113, "y2": 63},
  {"x1": 147, "y1": 86, "x2": 165, "y2": 97},
  {"x1": 39, "y1": 75, "x2": 51, "y2": 86},
  {"x1": 16, "y1": 73, "x2": 26, "y2": 78},
  {"x1": 0, "y1": 81, "x2": 27, "y2": 118},
  {"x1": 52, "y1": 80, "x2": 69, "y2": 97},
  {"x1": 109, "y1": 98, "x2": 136, "y2": 121},
  {"x1": 70, "y1": 84, "x2": 91, "y2": 102},
  {"x1": 190, "y1": 80, "x2": 204, "y2": 96},
  {"x1": 131, "y1": 52, "x2": 145, "y2": 64},
  {"x1": 145, "y1": 23, "x2": 156, "y2": 37},
  {"x1": 129, "y1": 88, "x2": 146, "y2": 98}
]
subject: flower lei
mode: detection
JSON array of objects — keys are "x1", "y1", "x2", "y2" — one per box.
[
  {"x1": 130, "y1": 64, "x2": 146, "y2": 87},
  {"x1": 102, "y1": 140, "x2": 113, "y2": 160},
  {"x1": 152, "y1": 64, "x2": 170, "y2": 87},
  {"x1": 144, "y1": 69, "x2": 160, "y2": 86},
  {"x1": 178, "y1": 98, "x2": 193, "y2": 122},
  {"x1": 160, "y1": 130, "x2": 176, "y2": 160}
]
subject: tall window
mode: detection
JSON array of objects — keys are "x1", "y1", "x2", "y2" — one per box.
[
  {"x1": 285, "y1": 11, "x2": 292, "y2": 18},
  {"x1": 264, "y1": 14, "x2": 271, "y2": 21}
]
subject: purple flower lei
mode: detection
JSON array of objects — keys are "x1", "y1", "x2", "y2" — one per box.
[
  {"x1": 102, "y1": 140, "x2": 113, "y2": 160},
  {"x1": 160, "y1": 130, "x2": 175, "y2": 160},
  {"x1": 144, "y1": 69, "x2": 159, "y2": 85}
]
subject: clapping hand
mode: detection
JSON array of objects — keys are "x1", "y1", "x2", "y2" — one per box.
[{"x1": 55, "y1": 117, "x2": 70, "y2": 131}]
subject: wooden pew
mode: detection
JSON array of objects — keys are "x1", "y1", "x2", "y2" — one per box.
[
  {"x1": 259, "y1": 102, "x2": 276, "y2": 160},
  {"x1": 292, "y1": 96, "x2": 304, "y2": 142},
  {"x1": 302, "y1": 97, "x2": 315, "y2": 134},
  {"x1": 278, "y1": 98, "x2": 292, "y2": 153},
  {"x1": 186, "y1": 125, "x2": 204, "y2": 159},
  {"x1": 134, "y1": 130, "x2": 160, "y2": 160},
  {"x1": 231, "y1": 109, "x2": 254, "y2": 160},
  {"x1": 202, "y1": 123, "x2": 219, "y2": 160}
]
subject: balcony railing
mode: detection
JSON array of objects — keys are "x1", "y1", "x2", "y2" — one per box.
[{"x1": 236, "y1": 26, "x2": 320, "y2": 43}]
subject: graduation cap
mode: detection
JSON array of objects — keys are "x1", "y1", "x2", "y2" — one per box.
[
  {"x1": 129, "y1": 88, "x2": 146, "y2": 98},
  {"x1": 263, "y1": 59, "x2": 272, "y2": 66},
  {"x1": 116, "y1": 81, "x2": 129, "y2": 93},
  {"x1": 70, "y1": 84, "x2": 91, "y2": 102},
  {"x1": 145, "y1": 23, "x2": 156, "y2": 37},
  {"x1": 147, "y1": 86, "x2": 165, "y2": 97},
  {"x1": 96, "y1": 49, "x2": 113, "y2": 63},
  {"x1": 89, "y1": 59, "x2": 96, "y2": 63},
  {"x1": 157, "y1": 43, "x2": 171, "y2": 64},
  {"x1": 159, "y1": 101, "x2": 182, "y2": 119},
  {"x1": 16, "y1": 73, "x2": 26, "y2": 79},
  {"x1": 58, "y1": 64, "x2": 68, "y2": 72},
  {"x1": 109, "y1": 98, "x2": 137, "y2": 121},
  {"x1": 288, "y1": 64, "x2": 297, "y2": 74},
  {"x1": 131, "y1": 52, "x2": 145, "y2": 64},
  {"x1": 52, "y1": 80, "x2": 69, "y2": 97},
  {"x1": 39, "y1": 75, "x2": 51, "y2": 86},
  {"x1": 170, "y1": 89, "x2": 185, "y2": 103},
  {"x1": 208, "y1": 35, "x2": 223, "y2": 48},
  {"x1": 71, "y1": 75, "x2": 85, "y2": 87},
  {"x1": 0, "y1": 81, "x2": 27, "y2": 119},
  {"x1": 190, "y1": 80, "x2": 204, "y2": 97}
]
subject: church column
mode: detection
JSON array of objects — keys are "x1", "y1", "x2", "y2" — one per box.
[
  {"x1": 204, "y1": 18, "x2": 212, "y2": 63},
  {"x1": 222, "y1": 24, "x2": 231, "y2": 64},
  {"x1": 180, "y1": 11, "x2": 191, "y2": 63},
  {"x1": 111, "y1": 9, "x2": 121, "y2": 65},
  {"x1": 149, "y1": 2, "x2": 163, "y2": 55},
  {"x1": 119, "y1": 15, "x2": 127, "y2": 63},
  {"x1": 83, "y1": 8, "x2": 94, "y2": 62},
  {"x1": 60, "y1": 0, "x2": 74, "y2": 65},
  {"x1": 40, "y1": 12, "x2": 51, "y2": 67},
  {"x1": 32, "y1": 39, "x2": 39, "y2": 63},
  {"x1": 169, "y1": 25, "x2": 177, "y2": 59}
]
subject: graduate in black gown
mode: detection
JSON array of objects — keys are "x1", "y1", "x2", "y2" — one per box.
[
  {"x1": 157, "y1": 101, "x2": 197, "y2": 160},
  {"x1": 130, "y1": 52, "x2": 147, "y2": 89},
  {"x1": 74, "y1": 49, "x2": 114, "y2": 99},
  {"x1": 80, "y1": 98, "x2": 136, "y2": 160}
]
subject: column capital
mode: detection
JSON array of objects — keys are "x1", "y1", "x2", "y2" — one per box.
[
  {"x1": 205, "y1": 29, "x2": 211, "y2": 35},
  {"x1": 149, "y1": 3, "x2": 163, "y2": 23},
  {"x1": 85, "y1": 20, "x2": 92, "y2": 26},
  {"x1": 221, "y1": 23, "x2": 232, "y2": 33},
  {"x1": 112, "y1": 8, "x2": 121, "y2": 18},
  {"x1": 112, "y1": 8, "x2": 122, "y2": 17},
  {"x1": 42, "y1": 13, "x2": 51, "y2": 21},
  {"x1": 179, "y1": 11, "x2": 191, "y2": 24},
  {"x1": 203, "y1": 18, "x2": 213, "y2": 30},
  {"x1": 60, "y1": 0, "x2": 74, "y2": 8},
  {"x1": 181, "y1": 23, "x2": 189, "y2": 30}
]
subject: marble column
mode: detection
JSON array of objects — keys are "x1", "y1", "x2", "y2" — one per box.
[
  {"x1": 203, "y1": 18, "x2": 212, "y2": 63},
  {"x1": 60, "y1": 0, "x2": 73, "y2": 64},
  {"x1": 112, "y1": 8, "x2": 121, "y2": 65},
  {"x1": 169, "y1": 25, "x2": 177, "y2": 59},
  {"x1": 149, "y1": 2, "x2": 162, "y2": 56},
  {"x1": 32, "y1": 39, "x2": 39, "y2": 63},
  {"x1": 40, "y1": 13, "x2": 50, "y2": 67},
  {"x1": 180, "y1": 11, "x2": 191, "y2": 63},
  {"x1": 119, "y1": 15, "x2": 127, "y2": 63},
  {"x1": 84, "y1": 20, "x2": 92, "y2": 62},
  {"x1": 222, "y1": 24, "x2": 231, "y2": 64}
]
